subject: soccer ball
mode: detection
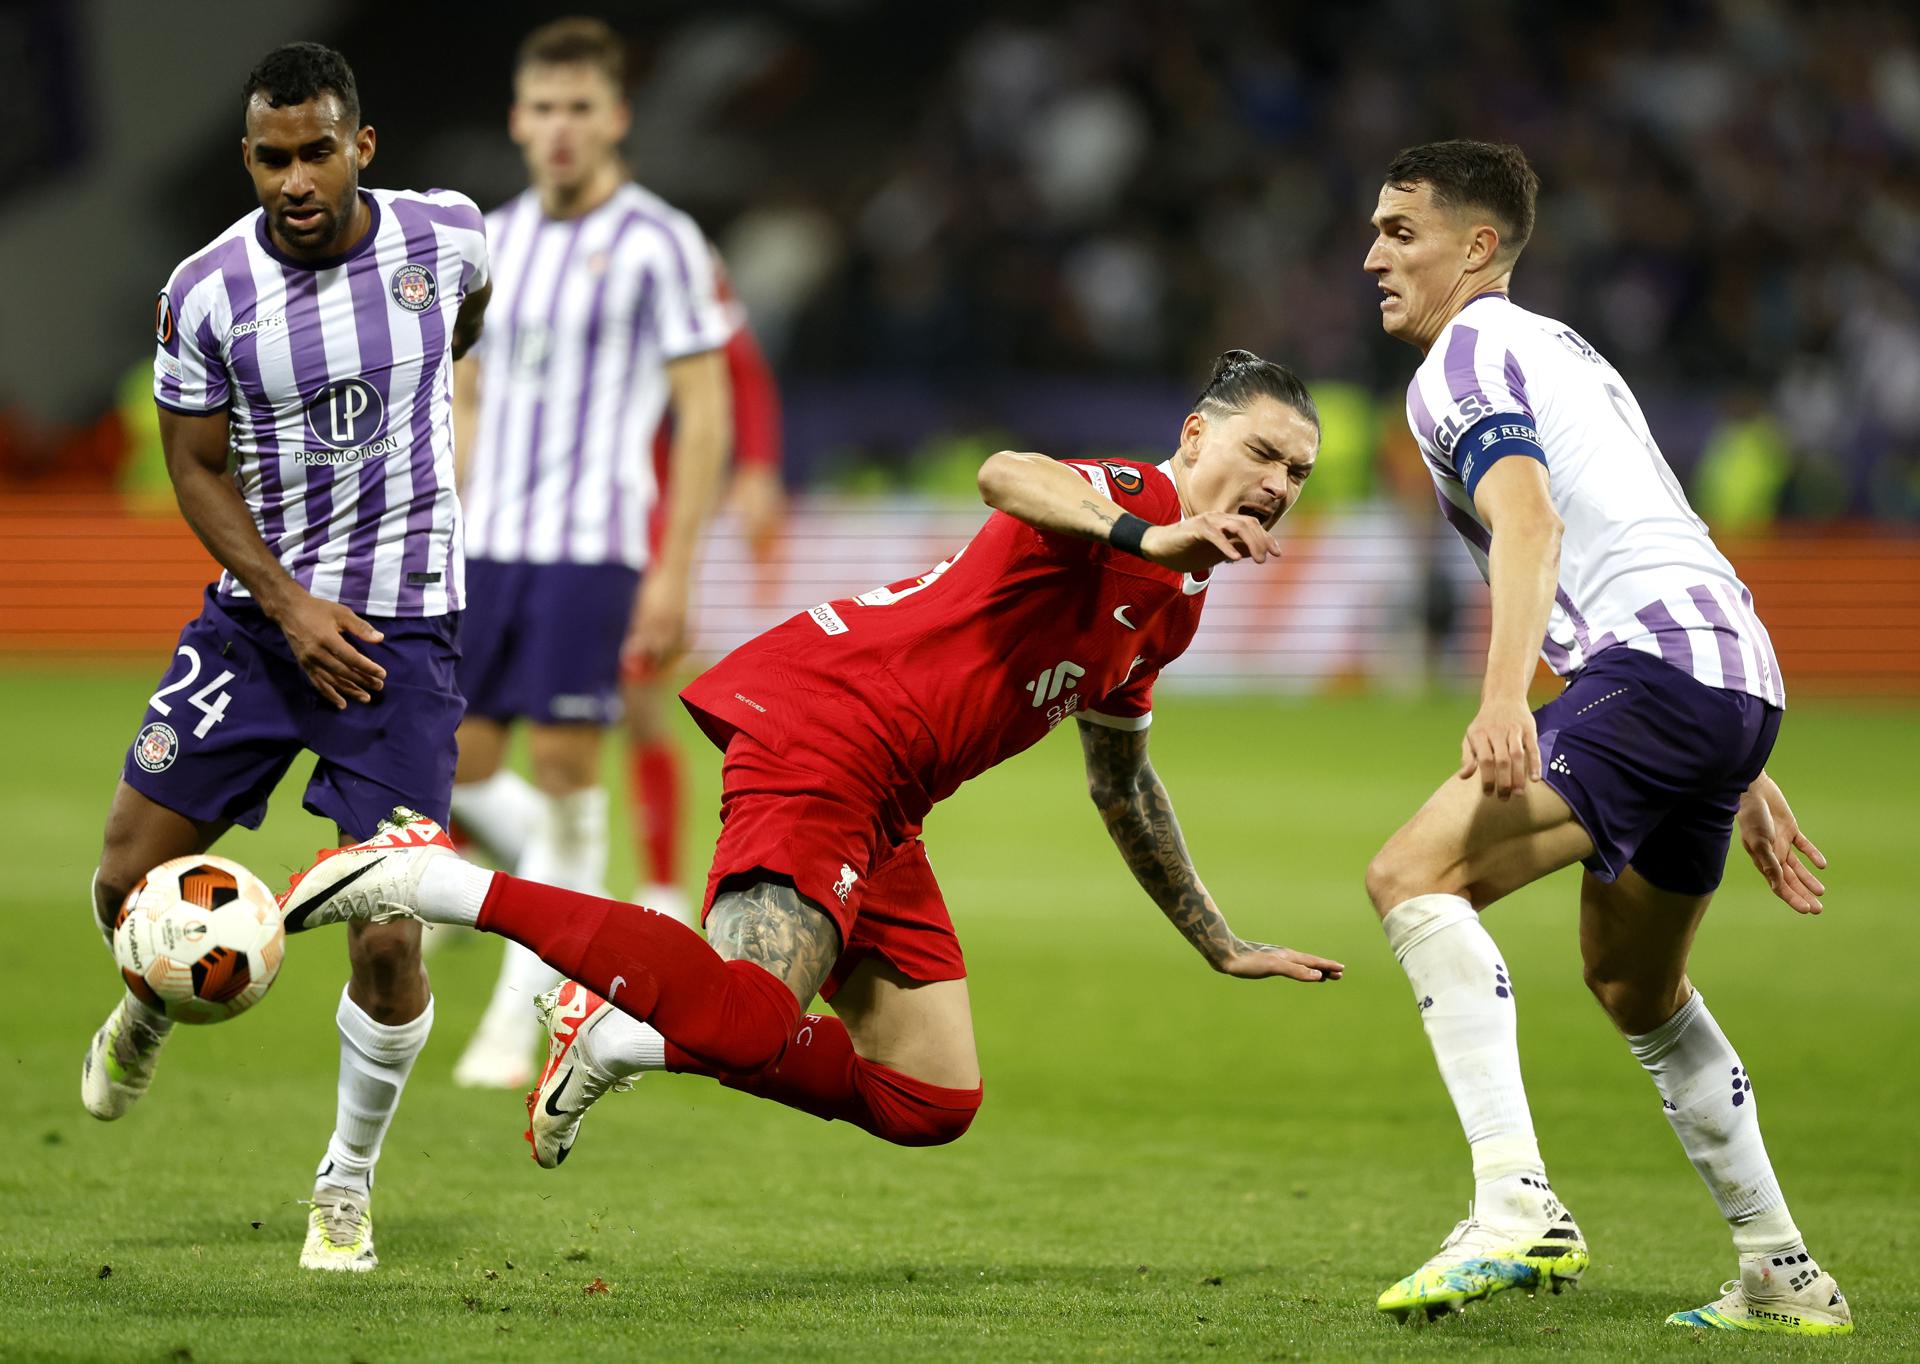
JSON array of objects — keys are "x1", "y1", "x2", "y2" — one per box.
[{"x1": 114, "y1": 854, "x2": 286, "y2": 1024}]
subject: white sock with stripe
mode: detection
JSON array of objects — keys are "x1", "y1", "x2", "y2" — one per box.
[
  {"x1": 1383, "y1": 893, "x2": 1553, "y2": 1226},
  {"x1": 1626, "y1": 990, "x2": 1819, "y2": 1293}
]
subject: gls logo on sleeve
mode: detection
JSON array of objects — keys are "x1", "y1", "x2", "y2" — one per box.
[{"x1": 1101, "y1": 463, "x2": 1144, "y2": 495}]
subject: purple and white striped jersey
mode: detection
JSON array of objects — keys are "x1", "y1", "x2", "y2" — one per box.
[
  {"x1": 152, "y1": 187, "x2": 489, "y2": 618},
  {"x1": 462, "y1": 182, "x2": 733, "y2": 569},
  {"x1": 1407, "y1": 293, "x2": 1785, "y2": 706}
]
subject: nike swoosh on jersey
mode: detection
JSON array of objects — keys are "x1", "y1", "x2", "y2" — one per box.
[
  {"x1": 1113, "y1": 604, "x2": 1137, "y2": 628},
  {"x1": 283, "y1": 855, "x2": 388, "y2": 932}
]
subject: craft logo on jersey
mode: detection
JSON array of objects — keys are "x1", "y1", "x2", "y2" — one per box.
[
  {"x1": 1025, "y1": 659, "x2": 1086, "y2": 707},
  {"x1": 1102, "y1": 462, "x2": 1143, "y2": 495},
  {"x1": 135, "y1": 721, "x2": 178, "y2": 773},
  {"x1": 154, "y1": 292, "x2": 174, "y2": 345},
  {"x1": 390, "y1": 262, "x2": 437, "y2": 313},
  {"x1": 303, "y1": 378, "x2": 388, "y2": 452}
]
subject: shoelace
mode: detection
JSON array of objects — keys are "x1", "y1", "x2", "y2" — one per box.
[
  {"x1": 111, "y1": 1013, "x2": 168, "y2": 1070},
  {"x1": 306, "y1": 1193, "x2": 369, "y2": 1246}
]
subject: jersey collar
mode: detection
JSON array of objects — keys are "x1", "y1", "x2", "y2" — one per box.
[{"x1": 254, "y1": 191, "x2": 382, "y2": 272}]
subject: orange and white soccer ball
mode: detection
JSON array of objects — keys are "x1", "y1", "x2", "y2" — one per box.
[{"x1": 114, "y1": 854, "x2": 285, "y2": 1024}]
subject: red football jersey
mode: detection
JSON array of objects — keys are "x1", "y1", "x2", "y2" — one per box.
[{"x1": 681, "y1": 458, "x2": 1210, "y2": 822}]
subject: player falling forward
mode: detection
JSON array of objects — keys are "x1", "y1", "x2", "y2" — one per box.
[
  {"x1": 445, "y1": 17, "x2": 733, "y2": 1089},
  {"x1": 282, "y1": 351, "x2": 1343, "y2": 1163},
  {"x1": 82, "y1": 44, "x2": 490, "y2": 1272},
  {"x1": 1361, "y1": 140, "x2": 1848, "y2": 1333}
]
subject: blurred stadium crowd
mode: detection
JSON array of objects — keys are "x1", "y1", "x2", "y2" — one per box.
[{"x1": 3, "y1": 0, "x2": 1918, "y2": 522}]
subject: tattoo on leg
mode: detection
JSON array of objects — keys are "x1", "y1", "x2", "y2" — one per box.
[{"x1": 706, "y1": 881, "x2": 842, "y2": 1004}]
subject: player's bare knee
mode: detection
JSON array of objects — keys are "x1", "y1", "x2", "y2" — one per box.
[
  {"x1": 1582, "y1": 964, "x2": 1682, "y2": 1036},
  {"x1": 347, "y1": 924, "x2": 426, "y2": 1010},
  {"x1": 1365, "y1": 846, "x2": 1420, "y2": 916}
]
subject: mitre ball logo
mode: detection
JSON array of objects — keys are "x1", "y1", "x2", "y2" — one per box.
[{"x1": 390, "y1": 262, "x2": 437, "y2": 313}]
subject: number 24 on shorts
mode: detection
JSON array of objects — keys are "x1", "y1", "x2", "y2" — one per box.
[{"x1": 149, "y1": 645, "x2": 236, "y2": 739}]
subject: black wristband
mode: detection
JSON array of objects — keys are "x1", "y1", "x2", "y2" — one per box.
[{"x1": 1107, "y1": 512, "x2": 1151, "y2": 558}]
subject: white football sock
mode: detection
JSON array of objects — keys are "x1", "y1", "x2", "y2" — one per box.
[
  {"x1": 416, "y1": 857, "x2": 494, "y2": 926},
  {"x1": 319, "y1": 987, "x2": 433, "y2": 1193},
  {"x1": 583, "y1": 1009, "x2": 668, "y2": 1077},
  {"x1": 519, "y1": 787, "x2": 609, "y2": 895},
  {"x1": 1384, "y1": 893, "x2": 1549, "y2": 1225},
  {"x1": 92, "y1": 868, "x2": 116, "y2": 953},
  {"x1": 1626, "y1": 990, "x2": 1807, "y2": 1270},
  {"x1": 467, "y1": 788, "x2": 609, "y2": 1042},
  {"x1": 449, "y1": 769, "x2": 540, "y2": 867}
]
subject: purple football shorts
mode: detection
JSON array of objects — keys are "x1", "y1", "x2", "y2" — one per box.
[
  {"x1": 1536, "y1": 645, "x2": 1782, "y2": 896},
  {"x1": 456, "y1": 559, "x2": 639, "y2": 726},
  {"x1": 122, "y1": 587, "x2": 463, "y2": 840}
]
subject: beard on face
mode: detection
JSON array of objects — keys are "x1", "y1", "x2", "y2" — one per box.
[{"x1": 276, "y1": 179, "x2": 358, "y2": 252}]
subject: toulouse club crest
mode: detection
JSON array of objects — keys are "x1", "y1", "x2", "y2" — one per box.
[
  {"x1": 390, "y1": 263, "x2": 437, "y2": 313},
  {"x1": 135, "y1": 721, "x2": 179, "y2": 773}
]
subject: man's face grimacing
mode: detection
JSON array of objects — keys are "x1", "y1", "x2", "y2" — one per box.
[
  {"x1": 1177, "y1": 395, "x2": 1318, "y2": 530},
  {"x1": 243, "y1": 93, "x2": 372, "y2": 257},
  {"x1": 511, "y1": 63, "x2": 629, "y2": 194},
  {"x1": 1364, "y1": 180, "x2": 1499, "y2": 352}
]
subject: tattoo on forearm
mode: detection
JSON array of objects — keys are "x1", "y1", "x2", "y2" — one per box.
[
  {"x1": 705, "y1": 880, "x2": 842, "y2": 1003},
  {"x1": 1077, "y1": 721, "x2": 1235, "y2": 962},
  {"x1": 1081, "y1": 498, "x2": 1117, "y2": 528}
]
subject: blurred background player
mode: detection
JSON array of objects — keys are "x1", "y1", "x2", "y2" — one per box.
[
  {"x1": 446, "y1": 17, "x2": 733, "y2": 1088},
  {"x1": 281, "y1": 351, "x2": 1346, "y2": 1169},
  {"x1": 82, "y1": 43, "x2": 491, "y2": 1272},
  {"x1": 1361, "y1": 141, "x2": 1848, "y2": 1333},
  {"x1": 624, "y1": 248, "x2": 784, "y2": 917}
]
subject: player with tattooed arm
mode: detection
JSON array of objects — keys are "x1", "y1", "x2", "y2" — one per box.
[{"x1": 280, "y1": 350, "x2": 1341, "y2": 1161}]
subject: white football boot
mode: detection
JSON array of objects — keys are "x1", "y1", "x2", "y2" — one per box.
[
  {"x1": 1378, "y1": 1193, "x2": 1589, "y2": 1321},
  {"x1": 300, "y1": 1183, "x2": 377, "y2": 1272},
  {"x1": 279, "y1": 807, "x2": 454, "y2": 933},
  {"x1": 524, "y1": 982, "x2": 632, "y2": 1168},
  {"x1": 80, "y1": 995, "x2": 172, "y2": 1120},
  {"x1": 1667, "y1": 1253, "x2": 1853, "y2": 1334}
]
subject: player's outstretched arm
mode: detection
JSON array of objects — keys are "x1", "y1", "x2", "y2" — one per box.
[
  {"x1": 158, "y1": 408, "x2": 387, "y2": 710},
  {"x1": 978, "y1": 451, "x2": 1278, "y2": 573},
  {"x1": 1737, "y1": 771, "x2": 1828, "y2": 915},
  {"x1": 1076, "y1": 718, "x2": 1344, "y2": 982}
]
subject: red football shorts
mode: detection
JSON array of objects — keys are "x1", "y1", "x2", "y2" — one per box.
[{"x1": 701, "y1": 728, "x2": 966, "y2": 1000}]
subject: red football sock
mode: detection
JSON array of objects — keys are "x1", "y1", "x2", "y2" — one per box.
[
  {"x1": 629, "y1": 739, "x2": 682, "y2": 885},
  {"x1": 667, "y1": 1016, "x2": 982, "y2": 1147},
  {"x1": 476, "y1": 874, "x2": 796, "y2": 1075}
]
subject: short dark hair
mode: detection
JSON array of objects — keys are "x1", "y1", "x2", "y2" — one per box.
[
  {"x1": 517, "y1": 16, "x2": 627, "y2": 89},
  {"x1": 1384, "y1": 140, "x2": 1539, "y2": 260},
  {"x1": 243, "y1": 41, "x2": 361, "y2": 129},
  {"x1": 1196, "y1": 349, "x2": 1320, "y2": 433}
]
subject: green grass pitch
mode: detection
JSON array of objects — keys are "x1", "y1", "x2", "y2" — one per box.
[{"x1": 0, "y1": 669, "x2": 1914, "y2": 1361}]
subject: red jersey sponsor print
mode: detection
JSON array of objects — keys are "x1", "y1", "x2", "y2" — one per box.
[{"x1": 682, "y1": 457, "x2": 1208, "y2": 820}]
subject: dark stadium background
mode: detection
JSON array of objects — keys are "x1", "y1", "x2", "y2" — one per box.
[
  {"x1": 2, "y1": 0, "x2": 1914, "y2": 688},
  {"x1": 1, "y1": 4, "x2": 1915, "y2": 1359}
]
